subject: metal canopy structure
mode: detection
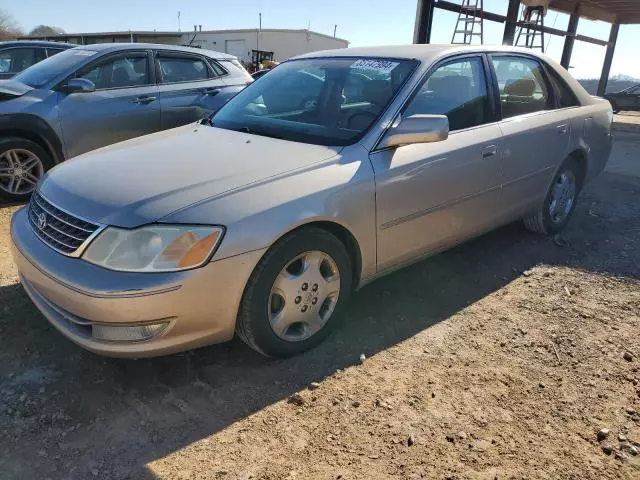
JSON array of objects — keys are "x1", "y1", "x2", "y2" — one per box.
[{"x1": 414, "y1": 0, "x2": 640, "y2": 96}]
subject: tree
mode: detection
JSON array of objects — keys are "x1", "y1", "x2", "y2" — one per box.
[
  {"x1": 0, "y1": 9, "x2": 24, "y2": 40},
  {"x1": 29, "y1": 25, "x2": 65, "y2": 37}
]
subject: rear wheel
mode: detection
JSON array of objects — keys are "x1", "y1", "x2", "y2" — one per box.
[
  {"x1": 0, "y1": 137, "x2": 51, "y2": 202},
  {"x1": 236, "y1": 227, "x2": 352, "y2": 357},
  {"x1": 523, "y1": 157, "x2": 582, "y2": 235}
]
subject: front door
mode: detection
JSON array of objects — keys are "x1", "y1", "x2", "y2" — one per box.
[
  {"x1": 371, "y1": 55, "x2": 504, "y2": 271},
  {"x1": 490, "y1": 55, "x2": 572, "y2": 218},
  {"x1": 59, "y1": 51, "x2": 161, "y2": 158},
  {"x1": 155, "y1": 52, "x2": 230, "y2": 130}
]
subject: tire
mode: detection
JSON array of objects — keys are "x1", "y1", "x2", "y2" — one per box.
[
  {"x1": 523, "y1": 156, "x2": 583, "y2": 235},
  {"x1": 0, "y1": 137, "x2": 52, "y2": 202},
  {"x1": 236, "y1": 226, "x2": 353, "y2": 357}
]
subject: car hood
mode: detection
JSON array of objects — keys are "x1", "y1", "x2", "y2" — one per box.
[
  {"x1": 0, "y1": 79, "x2": 33, "y2": 98},
  {"x1": 39, "y1": 124, "x2": 341, "y2": 228}
]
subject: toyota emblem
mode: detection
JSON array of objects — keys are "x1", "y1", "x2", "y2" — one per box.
[{"x1": 36, "y1": 212, "x2": 47, "y2": 230}]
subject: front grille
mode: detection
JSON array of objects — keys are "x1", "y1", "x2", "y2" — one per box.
[{"x1": 28, "y1": 191, "x2": 100, "y2": 255}]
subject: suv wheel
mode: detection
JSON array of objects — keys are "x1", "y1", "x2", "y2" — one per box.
[{"x1": 0, "y1": 137, "x2": 51, "y2": 202}]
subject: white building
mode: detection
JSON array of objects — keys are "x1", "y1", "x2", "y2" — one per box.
[
  {"x1": 23, "y1": 28, "x2": 349, "y2": 65},
  {"x1": 183, "y1": 29, "x2": 349, "y2": 65}
]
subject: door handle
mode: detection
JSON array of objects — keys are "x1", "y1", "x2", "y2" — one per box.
[
  {"x1": 202, "y1": 88, "x2": 221, "y2": 96},
  {"x1": 133, "y1": 96, "x2": 156, "y2": 104},
  {"x1": 557, "y1": 124, "x2": 569, "y2": 135},
  {"x1": 482, "y1": 145, "x2": 497, "y2": 159}
]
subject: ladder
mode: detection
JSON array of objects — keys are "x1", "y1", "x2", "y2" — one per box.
[
  {"x1": 515, "y1": 5, "x2": 545, "y2": 52},
  {"x1": 451, "y1": 0, "x2": 484, "y2": 45}
]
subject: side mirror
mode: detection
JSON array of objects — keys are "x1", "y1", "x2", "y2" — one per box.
[
  {"x1": 380, "y1": 114, "x2": 449, "y2": 149},
  {"x1": 60, "y1": 78, "x2": 96, "y2": 94}
]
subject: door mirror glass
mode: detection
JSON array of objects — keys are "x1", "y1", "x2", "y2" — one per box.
[
  {"x1": 61, "y1": 78, "x2": 96, "y2": 93},
  {"x1": 380, "y1": 114, "x2": 449, "y2": 148}
]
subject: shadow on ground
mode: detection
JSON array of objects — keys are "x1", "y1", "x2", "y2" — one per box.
[{"x1": 0, "y1": 132, "x2": 639, "y2": 479}]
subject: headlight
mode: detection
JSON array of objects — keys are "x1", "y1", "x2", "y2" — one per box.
[{"x1": 83, "y1": 225, "x2": 224, "y2": 272}]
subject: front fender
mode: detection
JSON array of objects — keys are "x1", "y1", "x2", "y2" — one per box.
[
  {"x1": 0, "y1": 113, "x2": 65, "y2": 163},
  {"x1": 161, "y1": 146, "x2": 378, "y2": 285}
]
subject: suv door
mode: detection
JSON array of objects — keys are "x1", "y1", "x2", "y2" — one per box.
[
  {"x1": 489, "y1": 55, "x2": 572, "y2": 219},
  {"x1": 58, "y1": 51, "x2": 161, "y2": 158},
  {"x1": 155, "y1": 51, "x2": 229, "y2": 129},
  {"x1": 370, "y1": 55, "x2": 504, "y2": 271},
  {"x1": 0, "y1": 47, "x2": 46, "y2": 79}
]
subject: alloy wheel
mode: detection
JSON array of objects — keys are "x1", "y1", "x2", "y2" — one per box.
[{"x1": 0, "y1": 148, "x2": 44, "y2": 196}]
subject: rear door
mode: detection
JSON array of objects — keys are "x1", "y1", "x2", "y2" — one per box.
[
  {"x1": 59, "y1": 50, "x2": 161, "y2": 158},
  {"x1": 489, "y1": 54, "x2": 571, "y2": 219},
  {"x1": 155, "y1": 51, "x2": 229, "y2": 129}
]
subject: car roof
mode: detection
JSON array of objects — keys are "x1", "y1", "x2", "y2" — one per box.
[
  {"x1": 72, "y1": 43, "x2": 236, "y2": 59},
  {"x1": 0, "y1": 40, "x2": 76, "y2": 48},
  {"x1": 294, "y1": 44, "x2": 549, "y2": 62}
]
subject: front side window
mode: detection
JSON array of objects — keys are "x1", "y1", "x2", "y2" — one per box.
[
  {"x1": 212, "y1": 57, "x2": 417, "y2": 146},
  {"x1": 158, "y1": 55, "x2": 210, "y2": 83},
  {"x1": 15, "y1": 48, "x2": 98, "y2": 88},
  {"x1": 78, "y1": 54, "x2": 150, "y2": 89},
  {"x1": 404, "y1": 56, "x2": 491, "y2": 131},
  {"x1": 491, "y1": 56, "x2": 551, "y2": 118},
  {"x1": 0, "y1": 48, "x2": 41, "y2": 74}
]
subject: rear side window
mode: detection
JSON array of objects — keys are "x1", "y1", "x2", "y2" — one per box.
[
  {"x1": 158, "y1": 55, "x2": 210, "y2": 83},
  {"x1": 0, "y1": 47, "x2": 43, "y2": 74},
  {"x1": 404, "y1": 56, "x2": 492, "y2": 131},
  {"x1": 546, "y1": 68, "x2": 580, "y2": 108},
  {"x1": 77, "y1": 54, "x2": 150, "y2": 89},
  {"x1": 46, "y1": 47, "x2": 67, "y2": 58},
  {"x1": 491, "y1": 56, "x2": 551, "y2": 118},
  {"x1": 208, "y1": 60, "x2": 227, "y2": 77}
]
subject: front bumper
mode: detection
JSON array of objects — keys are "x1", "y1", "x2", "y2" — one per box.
[{"x1": 10, "y1": 207, "x2": 266, "y2": 357}]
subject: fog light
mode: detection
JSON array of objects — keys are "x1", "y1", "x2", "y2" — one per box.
[{"x1": 92, "y1": 322, "x2": 169, "y2": 342}]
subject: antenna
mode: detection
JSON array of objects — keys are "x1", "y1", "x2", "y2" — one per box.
[
  {"x1": 334, "y1": 24, "x2": 337, "y2": 38},
  {"x1": 178, "y1": 11, "x2": 181, "y2": 32}
]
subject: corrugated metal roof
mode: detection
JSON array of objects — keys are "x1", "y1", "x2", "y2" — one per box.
[{"x1": 549, "y1": 0, "x2": 640, "y2": 24}]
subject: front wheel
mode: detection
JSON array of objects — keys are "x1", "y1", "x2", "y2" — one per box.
[
  {"x1": 0, "y1": 137, "x2": 51, "y2": 202},
  {"x1": 236, "y1": 227, "x2": 352, "y2": 357},
  {"x1": 608, "y1": 99, "x2": 620, "y2": 114},
  {"x1": 523, "y1": 157, "x2": 582, "y2": 235}
]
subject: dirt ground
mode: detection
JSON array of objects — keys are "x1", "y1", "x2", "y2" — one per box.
[{"x1": 0, "y1": 115, "x2": 639, "y2": 480}]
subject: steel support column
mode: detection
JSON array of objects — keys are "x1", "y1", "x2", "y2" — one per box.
[
  {"x1": 414, "y1": 0, "x2": 436, "y2": 44},
  {"x1": 561, "y1": 4, "x2": 581, "y2": 69},
  {"x1": 597, "y1": 23, "x2": 620, "y2": 96},
  {"x1": 503, "y1": 0, "x2": 520, "y2": 45}
]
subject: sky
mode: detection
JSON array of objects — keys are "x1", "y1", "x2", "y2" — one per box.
[{"x1": 3, "y1": 0, "x2": 639, "y2": 79}]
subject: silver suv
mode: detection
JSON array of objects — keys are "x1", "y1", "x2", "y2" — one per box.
[{"x1": 0, "y1": 43, "x2": 252, "y2": 201}]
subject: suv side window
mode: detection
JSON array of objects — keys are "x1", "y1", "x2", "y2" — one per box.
[
  {"x1": 491, "y1": 56, "x2": 551, "y2": 118},
  {"x1": 46, "y1": 47, "x2": 67, "y2": 58},
  {"x1": 0, "y1": 48, "x2": 43, "y2": 74},
  {"x1": 404, "y1": 56, "x2": 492, "y2": 131},
  {"x1": 157, "y1": 55, "x2": 210, "y2": 83},
  {"x1": 77, "y1": 54, "x2": 151, "y2": 89}
]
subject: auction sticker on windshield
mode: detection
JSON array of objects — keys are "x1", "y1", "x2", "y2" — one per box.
[{"x1": 351, "y1": 59, "x2": 399, "y2": 74}]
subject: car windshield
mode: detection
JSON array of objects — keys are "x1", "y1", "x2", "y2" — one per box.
[
  {"x1": 212, "y1": 57, "x2": 418, "y2": 146},
  {"x1": 14, "y1": 48, "x2": 98, "y2": 88}
]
